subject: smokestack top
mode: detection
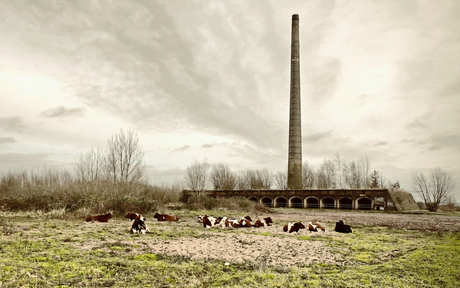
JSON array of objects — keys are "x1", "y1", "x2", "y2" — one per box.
[{"x1": 292, "y1": 14, "x2": 299, "y2": 20}]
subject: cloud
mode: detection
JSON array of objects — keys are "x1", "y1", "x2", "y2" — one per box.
[
  {"x1": 374, "y1": 141, "x2": 388, "y2": 147},
  {"x1": 441, "y1": 80, "x2": 460, "y2": 98},
  {"x1": 0, "y1": 137, "x2": 16, "y2": 144},
  {"x1": 0, "y1": 153, "x2": 48, "y2": 165},
  {"x1": 303, "y1": 131, "x2": 333, "y2": 143},
  {"x1": 40, "y1": 106, "x2": 87, "y2": 118},
  {"x1": 429, "y1": 134, "x2": 460, "y2": 151},
  {"x1": 201, "y1": 144, "x2": 213, "y2": 148},
  {"x1": 0, "y1": 116, "x2": 26, "y2": 132},
  {"x1": 172, "y1": 145, "x2": 190, "y2": 152}
]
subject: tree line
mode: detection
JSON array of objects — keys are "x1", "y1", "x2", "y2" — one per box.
[
  {"x1": 0, "y1": 127, "x2": 456, "y2": 213},
  {"x1": 184, "y1": 153, "x2": 400, "y2": 191}
]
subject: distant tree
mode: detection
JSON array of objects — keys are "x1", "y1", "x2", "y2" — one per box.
[
  {"x1": 184, "y1": 160, "x2": 209, "y2": 194},
  {"x1": 274, "y1": 170, "x2": 288, "y2": 190},
  {"x1": 104, "y1": 128, "x2": 145, "y2": 186},
  {"x1": 316, "y1": 159, "x2": 336, "y2": 189},
  {"x1": 412, "y1": 167, "x2": 455, "y2": 212},
  {"x1": 75, "y1": 146, "x2": 103, "y2": 183},
  {"x1": 391, "y1": 181, "x2": 400, "y2": 190},
  {"x1": 334, "y1": 152, "x2": 344, "y2": 188},
  {"x1": 239, "y1": 169, "x2": 272, "y2": 189},
  {"x1": 210, "y1": 163, "x2": 236, "y2": 190},
  {"x1": 343, "y1": 155, "x2": 370, "y2": 188},
  {"x1": 369, "y1": 170, "x2": 380, "y2": 188},
  {"x1": 302, "y1": 161, "x2": 315, "y2": 188}
]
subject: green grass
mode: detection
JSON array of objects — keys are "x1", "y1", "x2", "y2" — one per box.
[{"x1": 0, "y1": 212, "x2": 459, "y2": 287}]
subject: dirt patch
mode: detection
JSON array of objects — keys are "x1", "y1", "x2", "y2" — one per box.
[{"x1": 147, "y1": 233, "x2": 346, "y2": 267}]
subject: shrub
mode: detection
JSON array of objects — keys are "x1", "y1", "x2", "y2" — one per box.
[{"x1": 185, "y1": 195, "x2": 272, "y2": 214}]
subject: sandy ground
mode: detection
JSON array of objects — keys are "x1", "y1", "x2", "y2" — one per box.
[{"x1": 73, "y1": 210, "x2": 459, "y2": 267}]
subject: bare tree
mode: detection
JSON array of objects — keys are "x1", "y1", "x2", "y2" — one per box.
[
  {"x1": 210, "y1": 163, "x2": 236, "y2": 190},
  {"x1": 103, "y1": 128, "x2": 146, "y2": 194},
  {"x1": 274, "y1": 170, "x2": 288, "y2": 190},
  {"x1": 359, "y1": 155, "x2": 370, "y2": 188},
  {"x1": 342, "y1": 155, "x2": 370, "y2": 189},
  {"x1": 184, "y1": 160, "x2": 209, "y2": 194},
  {"x1": 75, "y1": 146, "x2": 102, "y2": 183},
  {"x1": 302, "y1": 161, "x2": 315, "y2": 188},
  {"x1": 412, "y1": 167, "x2": 455, "y2": 212},
  {"x1": 334, "y1": 152, "x2": 344, "y2": 188},
  {"x1": 316, "y1": 159, "x2": 336, "y2": 189},
  {"x1": 238, "y1": 169, "x2": 272, "y2": 189}
]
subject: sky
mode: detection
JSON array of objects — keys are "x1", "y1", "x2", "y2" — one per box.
[{"x1": 0, "y1": 0, "x2": 459, "y2": 201}]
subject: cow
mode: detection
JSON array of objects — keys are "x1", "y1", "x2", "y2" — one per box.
[
  {"x1": 198, "y1": 215, "x2": 208, "y2": 223},
  {"x1": 238, "y1": 216, "x2": 252, "y2": 228},
  {"x1": 308, "y1": 222, "x2": 326, "y2": 232},
  {"x1": 86, "y1": 213, "x2": 113, "y2": 222},
  {"x1": 335, "y1": 220, "x2": 352, "y2": 233},
  {"x1": 125, "y1": 213, "x2": 146, "y2": 222},
  {"x1": 202, "y1": 216, "x2": 220, "y2": 228},
  {"x1": 283, "y1": 221, "x2": 306, "y2": 233},
  {"x1": 224, "y1": 218, "x2": 240, "y2": 228},
  {"x1": 254, "y1": 217, "x2": 273, "y2": 228},
  {"x1": 130, "y1": 218, "x2": 150, "y2": 234},
  {"x1": 154, "y1": 213, "x2": 179, "y2": 222}
]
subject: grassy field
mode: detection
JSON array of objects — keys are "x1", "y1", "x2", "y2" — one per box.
[{"x1": 1, "y1": 209, "x2": 459, "y2": 288}]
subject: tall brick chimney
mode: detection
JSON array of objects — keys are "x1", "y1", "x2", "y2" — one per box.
[{"x1": 287, "y1": 14, "x2": 302, "y2": 189}]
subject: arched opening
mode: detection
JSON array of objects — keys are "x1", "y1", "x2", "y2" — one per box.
[
  {"x1": 261, "y1": 197, "x2": 273, "y2": 207},
  {"x1": 275, "y1": 197, "x2": 288, "y2": 208},
  {"x1": 305, "y1": 197, "x2": 319, "y2": 208},
  {"x1": 290, "y1": 197, "x2": 303, "y2": 208},
  {"x1": 357, "y1": 197, "x2": 372, "y2": 210},
  {"x1": 338, "y1": 198, "x2": 353, "y2": 209},
  {"x1": 248, "y1": 196, "x2": 258, "y2": 202},
  {"x1": 321, "y1": 197, "x2": 335, "y2": 209}
]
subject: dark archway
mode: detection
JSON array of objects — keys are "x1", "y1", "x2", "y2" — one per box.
[
  {"x1": 275, "y1": 197, "x2": 288, "y2": 208},
  {"x1": 338, "y1": 198, "x2": 353, "y2": 209},
  {"x1": 357, "y1": 198, "x2": 372, "y2": 210},
  {"x1": 290, "y1": 197, "x2": 303, "y2": 208},
  {"x1": 321, "y1": 197, "x2": 335, "y2": 209},
  {"x1": 305, "y1": 197, "x2": 319, "y2": 208},
  {"x1": 248, "y1": 196, "x2": 258, "y2": 202},
  {"x1": 261, "y1": 197, "x2": 273, "y2": 207}
]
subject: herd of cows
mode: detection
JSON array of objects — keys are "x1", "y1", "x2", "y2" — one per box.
[{"x1": 85, "y1": 212, "x2": 353, "y2": 234}]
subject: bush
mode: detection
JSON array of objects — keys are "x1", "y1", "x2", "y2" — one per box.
[{"x1": 185, "y1": 195, "x2": 272, "y2": 214}]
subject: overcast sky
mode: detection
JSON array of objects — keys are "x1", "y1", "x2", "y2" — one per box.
[{"x1": 0, "y1": 0, "x2": 459, "y2": 200}]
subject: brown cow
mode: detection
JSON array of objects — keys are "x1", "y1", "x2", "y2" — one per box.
[
  {"x1": 254, "y1": 217, "x2": 273, "y2": 227},
  {"x1": 154, "y1": 213, "x2": 179, "y2": 221},
  {"x1": 86, "y1": 213, "x2": 113, "y2": 222},
  {"x1": 125, "y1": 213, "x2": 142, "y2": 221},
  {"x1": 238, "y1": 216, "x2": 252, "y2": 227},
  {"x1": 225, "y1": 218, "x2": 240, "y2": 228},
  {"x1": 283, "y1": 221, "x2": 306, "y2": 233},
  {"x1": 309, "y1": 222, "x2": 326, "y2": 232}
]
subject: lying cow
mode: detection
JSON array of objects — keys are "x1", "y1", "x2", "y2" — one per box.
[
  {"x1": 86, "y1": 213, "x2": 112, "y2": 222},
  {"x1": 202, "y1": 216, "x2": 221, "y2": 228},
  {"x1": 154, "y1": 213, "x2": 179, "y2": 222},
  {"x1": 309, "y1": 222, "x2": 326, "y2": 232},
  {"x1": 130, "y1": 218, "x2": 150, "y2": 234},
  {"x1": 198, "y1": 215, "x2": 208, "y2": 223},
  {"x1": 125, "y1": 213, "x2": 144, "y2": 221},
  {"x1": 335, "y1": 220, "x2": 352, "y2": 233},
  {"x1": 283, "y1": 221, "x2": 306, "y2": 233},
  {"x1": 238, "y1": 216, "x2": 252, "y2": 228},
  {"x1": 224, "y1": 218, "x2": 240, "y2": 228},
  {"x1": 254, "y1": 217, "x2": 273, "y2": 228}
]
